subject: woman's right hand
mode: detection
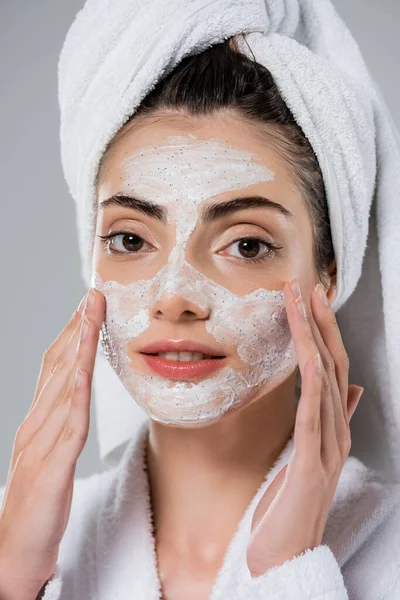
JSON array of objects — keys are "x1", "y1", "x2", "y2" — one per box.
[{"x1": 0, "y1": 287, "x2": 105, "y2": 600}]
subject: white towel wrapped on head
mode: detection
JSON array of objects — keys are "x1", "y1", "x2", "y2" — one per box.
[{"x1": 58, "y1": 0, "x2": 400, "y2": 481}]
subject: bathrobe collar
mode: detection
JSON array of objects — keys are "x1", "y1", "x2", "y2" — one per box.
[{"x1": 94, "y1": 418, "x2": 398, "y2": 600}]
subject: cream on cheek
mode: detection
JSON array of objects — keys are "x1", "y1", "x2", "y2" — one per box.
[{"x1": 92, "y1": 134, "x2": 297, "y2": 425}]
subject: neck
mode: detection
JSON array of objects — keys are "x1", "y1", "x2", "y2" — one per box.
[{"x1": 146, "y1": 372, "x2": 298, "y2": 567}]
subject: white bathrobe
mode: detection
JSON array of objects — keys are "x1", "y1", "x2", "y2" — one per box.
[{"x1": 3, "y1": 417, "x2": 399, "y2": 600}]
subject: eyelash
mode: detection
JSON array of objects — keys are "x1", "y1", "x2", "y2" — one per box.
[
  {"x1": 97, "y1": 231, "x2": 283, "y2": 264},
  {"x1": 226, "y1": 236, "x2": 283, "y2": 263}
]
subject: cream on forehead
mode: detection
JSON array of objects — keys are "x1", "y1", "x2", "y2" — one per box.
[
  {"x1": 120, "y1": 133, "x2": 275, "y2": 201},
  {"x1": 119, "y1": 133, "x2": 275, "y2": 247}
]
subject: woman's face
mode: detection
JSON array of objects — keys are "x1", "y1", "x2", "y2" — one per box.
[{"x1": 92, "y1": 113, "x2": 321, "y2": 426}]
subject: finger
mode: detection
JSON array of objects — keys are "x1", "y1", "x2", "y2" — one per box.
[
  {"x1": 25, "y1": 292, "x2": 105, "y2": 464},
  {"x1": 310, "y1": 284, "x2": 349, "y2": 420},
  {"x1": 285, "y1": 281, "x2": 337, "y2": 456},
  {"x1": 286, "y1": 281, "x2": 341, "y2": 409},
  {"x1": 18, "y1": 314, "x2": 83, "y2": 454},
  {"x1": 305, "y1": 288, "x2": 347, "y2": 446},
  {"x1": 52, "y1": 295, "x2": 105, "y2": 462},
  {"x1": 293, "y1": 353, "x2": 323, "y2": 463},
  {"x1": 10, "y1": 311, "x2": 86, "y2": 475},
  {"x1": 284, "y1": 281, "x2": 320, "y2": 376},
  {"x1": 29, "y1": 289, "x2": 105, "y2": 424},
  {"x1": 251, "y1": 465, "x2": 288, "y2": 534},
  {"x1": 61, "y1": 369, "x2": 91, "y2": 461},
  {"x1": 14, "y1": 290, "x2": 104, "y2": 461},
  {"x1": 29, "y1": 292, "x2": 88, "y2": 413},
  {"x1": 28, "y1": 312, "x2": 84, "y2": 419},
  {"x1": 53, "y1": 324, "x2": 101, "y2": 462},
  {"x1": 51, "y1": 288, "x2": 105, "y2": 407}
]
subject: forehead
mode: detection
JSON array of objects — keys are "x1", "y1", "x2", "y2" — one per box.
[{"x1": 97, "y1": 114, "x2": 295, "y2": 199}]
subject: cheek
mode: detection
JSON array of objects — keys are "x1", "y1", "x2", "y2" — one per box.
[
  {"x1": 92, "y1": 244, "x2": 173, "y2": 285},
  {"x1": 207, "y1": 291, "x2": 289, "y2": 353},
  {"x1": 281, "y1": 224, "x2": 316, "y2": 292},
  {"x1": 291, "y1": 248, "x2": 318, "y2": 302}
]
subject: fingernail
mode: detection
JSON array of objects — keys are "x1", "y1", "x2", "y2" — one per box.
[
  {"x1": 289, "y1": 280, "x2": 307, "y2": 320},
  {"x1": 85, "y1": 288, "x2": 96, "y2": 311},
  {"x1": 315, "y1": 353, "x2": 323, "y2": 375},
  {"x1": 78, "y1": 293, "x2": 87, "y2": 314},
  {"x1": 289, "y1": 279, "x2": 302, "y2": 301},
  {"x1": 315, "y1": 283, "x2": 330, "y2": 307},
  {"x1": 74, "y1": 367, "x2": 84, "y2": 390},
  {"x1": 357, "y1": 387, "x2": 365, "y2": 402},
  {"x1": 297, "y1": 298, "x2": 308, "y2": 320},
  {"x1": 80, "y1": 317, "x2": 90, "y2": 341}
]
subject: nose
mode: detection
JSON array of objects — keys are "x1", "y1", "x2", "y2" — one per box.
[{"x1": 150, "y1": 292, "x2": 210, "y2": 323}]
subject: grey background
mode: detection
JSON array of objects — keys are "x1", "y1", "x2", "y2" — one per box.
[{"x1": 0, "y1": 0, "x2": 399, "y2": 485}]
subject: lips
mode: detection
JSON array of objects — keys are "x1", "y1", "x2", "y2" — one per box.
[{"x1": 139, "y1": 339, "x2": 227, "y2": 380}]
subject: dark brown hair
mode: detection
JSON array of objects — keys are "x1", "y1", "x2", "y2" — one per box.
[{"x1": 96, "y1": 34, "x2": 335, "y2": 285}]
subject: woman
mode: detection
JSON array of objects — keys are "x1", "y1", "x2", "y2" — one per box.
[{"x1": 1, "y1": 2, "x2": 400, "y2": 599}]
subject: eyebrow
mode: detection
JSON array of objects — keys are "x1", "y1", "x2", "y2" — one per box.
[
  {"x1": 100, "y1": 193, "x2": 167, "y2": 221},
  {"x1": 202, "y1": 196, "x2": 294, "y2": 221},
  {"x1": 99, "y1": 193, "x2": 294, "y2": 222}
]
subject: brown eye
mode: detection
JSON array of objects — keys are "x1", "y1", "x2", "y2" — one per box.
[
  {"x1": 222, "y1": 237, "x2": 281, "y2": 262},
  {"x1": 237, "y1": 239, "x2": 261, "y2": 258},
  {"x1": 115, "y1": 233, "x2": 144, "y2": 252},
  {"x1": 98, "y1": 232, "x2": 150, "y2": 254}
]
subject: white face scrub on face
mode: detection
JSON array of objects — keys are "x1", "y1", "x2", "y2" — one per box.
[{"x1": 92, "y1": 134, "x2": 298, "y2": 426}]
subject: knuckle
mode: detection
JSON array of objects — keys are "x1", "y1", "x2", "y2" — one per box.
[
  {"x1": 323, "y1": 354, "x2": 336, "y2": 375},
  {"x1": 71, "y1": 308, "x2": 81, "y2": 321},
  {"x1": 14, "y1": 420, "x2": 31, "y2": 451},
  {"x1": 59, "y1": 389, "x2": 72, "y2": 406},
  {"x1": 60, "y1": 419, "x2": 86, "y2": 446},
  {"x1": 17, "y1": 446, "x2": 37, "y2": 470},
  {"x1": 320, "y1": 372, "x2": 330, "y2": 393},
  {"x1": 57, "y1": 428, "x2": 87, "y2": 463},
  {"x1": 328, "y1": 311, "x2": 339, "y2": 330},
  {"x1": 60, "y1": 422, "x2": 75, "y2": 444},
  {"x1": 52, "y1": 357, "x2": 68, "y2": 375},
  {"x1": 298, "y1": 414, "x2": 321, "y2": 435},
  {"x1": 42, "y1": 346, "x2": 56, "y2": 365}
]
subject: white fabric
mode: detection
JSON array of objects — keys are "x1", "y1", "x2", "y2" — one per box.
[
  {"x1": 58, "y1": 0, "x2": 400, "y2": 482},
  {"x1": 2, "y1": 421, "x2": 399, "y2": 599}
]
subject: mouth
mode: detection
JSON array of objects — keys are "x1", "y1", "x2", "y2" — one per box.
[{"x1": 139, "y1": 339, "x2": 227, "y2": 380}]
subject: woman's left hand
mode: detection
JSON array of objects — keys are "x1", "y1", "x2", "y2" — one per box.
[{"x1": 246, "y1": 279, "x2": 364, "y2": 577}]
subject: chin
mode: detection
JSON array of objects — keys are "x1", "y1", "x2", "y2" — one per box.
[{"x1": 142, "y1": 382, "x2": 268, "y2": 428}]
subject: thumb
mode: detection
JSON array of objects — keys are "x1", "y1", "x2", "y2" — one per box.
[{"x1": 251, "y1": 465, "x2": 288, "y2": 533}]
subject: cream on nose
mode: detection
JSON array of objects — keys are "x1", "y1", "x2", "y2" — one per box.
[
  {"x1": 150, "y1": 292, "x2": 210, "y2": 322},
  {"x1": 151, "y1": 244, "x2": 212, "y2": 322}
]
